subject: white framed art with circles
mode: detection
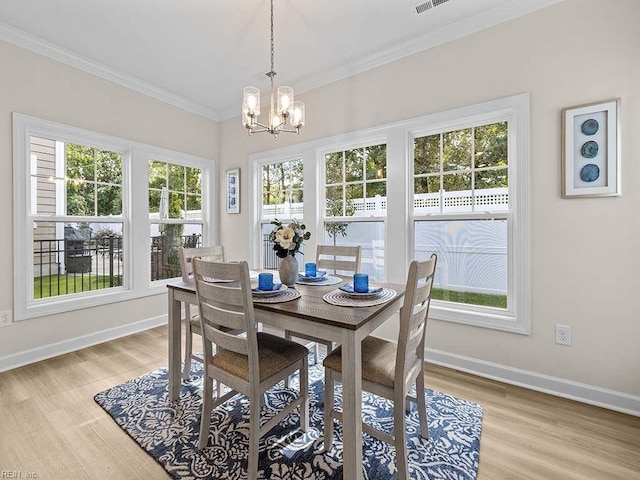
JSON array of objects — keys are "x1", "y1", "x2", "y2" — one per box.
[
  {"x1": 561, "y1": 98, "x2": 621, "y2": 198},
  {"x1": 225, "y1": 168, "x2": 240, "y2": 213}
]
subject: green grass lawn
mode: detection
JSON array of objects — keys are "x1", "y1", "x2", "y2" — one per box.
[
  {"x1": 432, "y1": 288, "x2": 507, "y2": 309},
  {"x1": 34, "y1": 274, "x2": 505, "y2": 308},
  {"x1": 34, "y1": 274, "x2": 122, "y2": 299}
]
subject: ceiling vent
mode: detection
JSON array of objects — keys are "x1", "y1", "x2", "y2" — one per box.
[{"x1": 413, "y1": 0, "x2": 451, "y2": 15}]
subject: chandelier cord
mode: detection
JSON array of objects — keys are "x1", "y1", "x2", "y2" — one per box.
[
  {"x1": 270, "y1": 0, "x2": 275, "y2": 75},
  {"x1": 269, "y1": 0, "x2": 276, "y2": 126}
]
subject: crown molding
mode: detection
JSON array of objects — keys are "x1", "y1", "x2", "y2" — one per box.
[
  {"x1": 219, "y1": 0, "x2": 565, "y2": 121},
  {"x1": 0, "y1": 21, "x2": 219, "y2": 121}
]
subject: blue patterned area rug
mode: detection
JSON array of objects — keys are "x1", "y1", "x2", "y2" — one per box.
[{"x1": 94, "y1": 360, "x2": 482, "y2": 480}]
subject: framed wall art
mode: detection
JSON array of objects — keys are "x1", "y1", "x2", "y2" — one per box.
[
  {"x1": 225, "y1": 168, "x2": 240, "y2": 214},
  {"x1": 561, "y1": 98, "x2": 621, "y2": 198}
]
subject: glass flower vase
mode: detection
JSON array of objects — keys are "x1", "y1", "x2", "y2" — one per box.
[{"x1": 278, "y1": 255, "x2": 298, "y2": 287}]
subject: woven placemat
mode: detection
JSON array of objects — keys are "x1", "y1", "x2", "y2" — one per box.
[
  {"x1": 296, "y1": 275, "x2": 343, "y2": 286},
  {"x1": 252, "y1": 288, "x2": 301, "y2": 304},
  {"x1": 323, "y1": 288, "x2": 397, "y2": 307}
]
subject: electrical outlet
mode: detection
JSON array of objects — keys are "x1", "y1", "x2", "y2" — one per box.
[
  {"x1": 555, "y1": 324, "x2": 571, "y2": 346},
  {"x1": 0, "y1": 310, "x2": 12, "y2": 327}
]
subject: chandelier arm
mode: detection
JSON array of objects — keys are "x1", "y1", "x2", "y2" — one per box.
[
  {"x1": 249, "y1": 119, "x2": 271, "y2": 130},
  {"x1": 247, "y1": 126, "x2": 271, "y2": 134},
  {"x1": 275, "y1": 126, "x2": 301, "y2": 134}
]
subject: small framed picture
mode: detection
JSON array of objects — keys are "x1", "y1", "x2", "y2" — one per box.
[
  {"x1": 561, "y1": 98, "x2": 621, "y2": 198},
  {"x1": 225, "y1": 168, "x2": 240, "y2": 214}
]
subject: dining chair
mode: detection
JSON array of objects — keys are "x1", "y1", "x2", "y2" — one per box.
[
  {"x1": 192, "y1": 258, "x2": 309, "y2": 480},
  {"x1": 285, "y1": 244, "x2": 362, "y2": 365},
  {"x1": 323, "y1": 254, "x2": 437, "y2": 480},
  {"x1": 179, "y1": 245, "x2": 225, "y2": 381}
]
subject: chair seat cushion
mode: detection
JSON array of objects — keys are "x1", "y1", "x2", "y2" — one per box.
[
  {"x1": 189, "y1": 315, "x2": 201, "y2": 331},
  {"x1": 211, "y1": 332, "x2": 309, "y2": 383},
  {"x1": 323, "y1": 336, "x2": 397, "y2": 389}
]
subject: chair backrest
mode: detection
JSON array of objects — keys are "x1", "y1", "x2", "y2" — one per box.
[
  {"x1": 192, "y1": 259, "x2": 259, "y2": 383},
  {"x1": 395, "y1": 254, "x2": 437, "y2": 387},
  {"x1": 316, "y1": 245, "x2": 362, "y2": 275},
  {"x1": 180, "y1": 245, "x2": 226, "y2": 282}
]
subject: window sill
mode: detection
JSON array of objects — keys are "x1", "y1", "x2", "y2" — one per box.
[
  {"x1": 430, "y1": 301, "x2": 529, "y2": 335},
  {"x1": 18, "y1": 284, "x2": 171, "y2": 321}
]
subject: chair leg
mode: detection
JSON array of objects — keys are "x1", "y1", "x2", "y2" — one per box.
[
  {"x1": 182, "y1": 315, "x2": 192, "y2": 381},
  {"x1": 248, "y1": 397, "x2": 261, "y2": 480},
  {"x1": 284, "y1": 330, "x2": 293, "y2": 388},
  {"x1": 323, "y1": 368, "x2": 335, "y2": 451},
  {"x1": 198, "y1": 373, "x2": 213, "y2": 450},
  {"x1": 416, "y1": 370, "x2": 429, "y2": 440},
  {"x1": 394, "y1": 389, "x2": 409, "y2": 480},
  {"x1": 300, "y1": 356, "x2": 309, "y2": 432}
]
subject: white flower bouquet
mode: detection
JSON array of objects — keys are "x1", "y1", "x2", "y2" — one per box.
[{"x1": 269, "y1": 219, "x2": 311, "y2": 258}]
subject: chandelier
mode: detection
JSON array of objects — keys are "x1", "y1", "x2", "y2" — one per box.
[{"x1": 242, "y1": 0, "x2": 305, "y2": 138}]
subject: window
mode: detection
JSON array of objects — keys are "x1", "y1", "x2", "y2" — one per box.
[
  {"x1": 30, "y1": 135, "x2": 126, "y2": 301},
  {"x1": 248, "y1": 94, "x2": 529, "y2": 333},
  {"x1": 324, "y1": 144, "x2": 387, "y2": 279},
  {"x1": 413, "y1": 122, "x2": 508, "y2": 308},
  {"x1": 410, "y1": 96, "x2": 530, "y2": 333},
  {"x1": 14, "y1": 114, "x2": 214, "y2": 320},
  {"x1": 148, "y1": 160, "x2": 203, "y2": 281},
  {"x1": 259, "y1": 158, "x2": 304, "y2": 269}
]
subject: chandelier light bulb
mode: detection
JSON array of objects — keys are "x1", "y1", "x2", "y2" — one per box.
[
  {"x1": 242, "y1": 86, "x2": 260, "y2": 116},
  {"x1": 277, "y1": 86, "x2": 294, "y2": 115},
  {"x1": 292, "y1": 101, "x2": 305, "y2": 127},
  {"x1": 281, "y1": 95, "x2": 290, "y2": 110}
]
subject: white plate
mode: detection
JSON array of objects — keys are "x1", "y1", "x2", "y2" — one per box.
[
  {"x1": 338, "y1": 285, "x2": 383, "y2": 299},
  {"x1": 297, "y1": 271, "x2": 327, "y2": 282},
  {"x1": 251, "y1": 284, "x2": 287, "y2": 297}
]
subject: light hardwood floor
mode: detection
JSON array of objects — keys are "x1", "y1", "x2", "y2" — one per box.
[{"x1": 1, "y1": 325, "x2": 638, "y2": 479}]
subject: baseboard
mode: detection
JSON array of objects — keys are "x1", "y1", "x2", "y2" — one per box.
[
  {"x1": 425, "y1": 347, "x2": 640, "y2": 417},
  {"x1": 0, "y1": 315, "x2": 167, "y2": 373}
]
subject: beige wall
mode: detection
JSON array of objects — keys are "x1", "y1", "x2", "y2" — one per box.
[
  {"x1": 219, "y1": 0, "x2": 640, "y2": 396},
  {"x1": 0, "y1": 40, "x2": 218, "y2": 358}
]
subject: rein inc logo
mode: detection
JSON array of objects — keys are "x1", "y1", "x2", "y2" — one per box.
[{"x1": 1, "y1": 472, "x2": 37, "y2": 479}]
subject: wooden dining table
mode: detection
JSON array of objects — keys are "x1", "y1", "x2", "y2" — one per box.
[{"x1": 167, "y1": 277, "x2": 405, "y2": 480}]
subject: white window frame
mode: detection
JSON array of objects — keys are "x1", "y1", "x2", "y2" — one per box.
[
  {"x1": 13, "y1": 113, "x2": 215, "y2": 320},
  {"x1": 247, "y1": 94, "x2": 529, "y2": 334},
  {"x1": 408, "y1": 96, "x2": 530, "y2": 334}
]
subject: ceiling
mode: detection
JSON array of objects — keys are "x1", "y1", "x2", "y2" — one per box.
[{"x1": 0, "y1": 0, "x2": 563, "y2": 121}]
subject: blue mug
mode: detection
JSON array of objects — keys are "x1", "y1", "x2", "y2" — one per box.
[
  {"x1": 258, "y1": 273, "x2": 274, "y2": 291},
  {"x1": 353, "y1": 273, "x2": 369, "y2": 293},
  {"x1": 305, "y1": 262, "x2": 317, "y2": 277}
]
